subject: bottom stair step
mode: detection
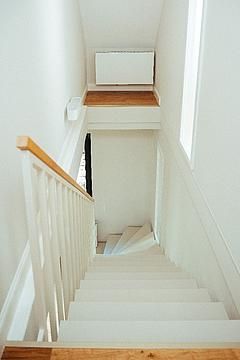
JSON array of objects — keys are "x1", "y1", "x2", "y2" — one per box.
[
  {"x1": 58, "y1": 320, "x2": 240, "y2": 343},
  {"x1": 68, "y1": 302, "x2": 228, "y2": 321}
]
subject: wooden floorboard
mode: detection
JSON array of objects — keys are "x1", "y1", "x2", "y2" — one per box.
[
  {"x1": 84, "y1": 91, "x2": 159, "y2": 106},
  {"x1": 3, "y1": 348, "x2": 240, "y2": 360},
  {"x1": 51, "y1": 348, "x2": 240, "y2": 359}
]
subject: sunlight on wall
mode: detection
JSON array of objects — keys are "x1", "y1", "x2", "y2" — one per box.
[{"x1": 180, "y1": 0, "x2": 204, "y2": 160}]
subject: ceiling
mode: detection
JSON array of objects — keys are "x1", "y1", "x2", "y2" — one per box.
[{"x1": 79, "y1": 0, "x2": 164, "y2": 49}]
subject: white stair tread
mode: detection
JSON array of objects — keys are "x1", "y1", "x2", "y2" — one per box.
[
  {"x1": 87, "y1": 265, "x2": 180, "y2": 272},
  {"x1": 103, "y1": 235, "x2": 121, "y2": 255},
  {"x1": 59, "y1": 320, "x2": 240, "y2": 343},
  {"x1": 68, "y1": 302, "x2": 228, "y2": 321},
  {"x1": 84, "y1": 272, "x2": 191, "y2": 280},
  {"x1": 75, "y1": 288, "x2": 211, "y2": 302},
  {"x1": 95, "y1": 253, "x2": 164, "y2": 260},
  {"x1": 92, "y1": 255, "x2": 167, "y2": 265},
  {"x1": 112, "y1": 226, "x2": 141, "y2": 254},
  {"x1": 80, "y1": 279, "x2": 198, "y2": 289},
  {"x1": 120, "y1": 223, "x2": 152, "y2": 252}
]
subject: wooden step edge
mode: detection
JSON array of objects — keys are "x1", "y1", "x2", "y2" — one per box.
[{"x1": 3, "y1": 345, "x2": 240, "y2": 360}]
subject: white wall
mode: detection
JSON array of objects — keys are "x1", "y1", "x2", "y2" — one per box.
[
  {"x1": 158, "y1": 131, "x2": 238, "y2": 318},
  {"x1": 0, "y1": 0, "x2": 87, "y2": 318},
  {"x1": 79, "y1": 0, "x2": 163, "y2": 86},
  {"x1": 92, "y1": 130, "x2": 156, "y2": 241},
  {"x1": 155, "y1": 0, "x2": 240, "y2": 317},
  {"x1": 193, "y1": 0, "x2": 240, "y2": 270}
]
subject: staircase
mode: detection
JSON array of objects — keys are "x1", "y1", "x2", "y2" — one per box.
[{"x1": 58, "y1": 224, "x2": 240, "y2": 346}]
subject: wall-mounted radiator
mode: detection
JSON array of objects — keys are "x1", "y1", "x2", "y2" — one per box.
[{"x1": 95, "y1": 51, "x2": 154, "y2": 85}]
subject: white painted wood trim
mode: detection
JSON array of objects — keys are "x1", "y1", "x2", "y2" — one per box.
[
  {"x1": 154, "y1": 86, "x2": 161, "y2": 105},
  {"x1": 88, "y1": 122, "x2": 161, "y2": 130},
  {"x1": 88, "y1": 83, "x2": 154, "y2": 92},
  {"x1": 4, "y1": 340, "x2": 240, "y2": 349},
  {"x1": 160, "y1": 110, "x2": 240, "y2": 316},
  {"x1": 87, "y1": 106, "x2": 161, "y2": 130},
  {"x1": 7, "y1": 268, "x2": 35, "y2": 341},
  {"x1": 153, "y1": 133, "x2": 164, "y2": 245},
  {"x1": 81, "y1": 86, "x2": 88, "y2": 104},
  {"x1": 0, "y1": 242, "x2": 30, "y2": 343}
]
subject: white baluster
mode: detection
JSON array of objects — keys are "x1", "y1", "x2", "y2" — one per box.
[
  {"x1": 38, "y1": 171, "x2": 58, "y2": 341},
  {"x1": 21, "y1": 153, "x2": 48, "y2": 340},
  {"x1": 48, "y1": 178, "x2": 65, "y2": 322},
  {"x1": 56, "y1": 182, "x2": 70, "y2": 318}
]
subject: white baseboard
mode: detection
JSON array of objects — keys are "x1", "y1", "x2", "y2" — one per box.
[
  {"x1": 81, "y1": 86, "x2": 88, "y2": 104},
  {"x1": 0, "y1": 243, "x2": 30, "y2": 342},
  {"x1": 88, "y1": 83, "x2": 154, "y2": 92},
  {"x1": 154, "y1": 86, "x2": 161, "y2": 105}
]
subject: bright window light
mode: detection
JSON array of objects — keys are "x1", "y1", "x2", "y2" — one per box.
[{"x1": 180, "y1": 0, "x2": 204, "y2": 160}]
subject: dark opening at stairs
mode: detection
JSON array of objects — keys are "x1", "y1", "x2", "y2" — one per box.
[{"x1": 78, "y1": 134, "x2": 92, "y2": 197}]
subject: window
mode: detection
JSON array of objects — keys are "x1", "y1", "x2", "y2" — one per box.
[{"x1": 180, "y1": 0, "x2": 204, "y2": 160}]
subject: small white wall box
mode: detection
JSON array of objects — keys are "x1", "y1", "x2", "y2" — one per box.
[
  {"x1": 95, "y1": 51, "x2": 154, "y2": 85},
  {"x1": 67, "y1": 97, "x2": 81, "y2": 121}
]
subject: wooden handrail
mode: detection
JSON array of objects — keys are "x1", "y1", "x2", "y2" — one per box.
[{"x1": 17, "y1": 136, "x2": 94, "y2": 202}]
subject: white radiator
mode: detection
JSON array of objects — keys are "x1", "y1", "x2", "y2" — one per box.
[{"x1": 95, "y1": 51, "x2": 154, "y2": 85}]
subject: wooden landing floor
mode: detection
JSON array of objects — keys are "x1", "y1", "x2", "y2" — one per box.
[
  {"x1": 84, "y1": 91, "x2": 159, "y2": 106},
  {"x1": 2, "y1": 347, "x2": 240, "y2": 359}
]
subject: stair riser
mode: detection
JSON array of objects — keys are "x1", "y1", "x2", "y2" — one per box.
[
  {"x1": 123, "y1": 247, "x2": 163, "y2": 255},
  {"x1": 59, "y1": 320, "x2": 240, "y2": 343},
  {"x1": 87, "y1": 266, "x2": 180, "y2": 272},
  {"x1": 68, "y1": 302, "x2": 228, "y2": 321},
  {"x1": 80, "y1": 279, "x2": 198, "y2": 289},
  {"x1": 95, "y1": 254, "x2": 165, "y2": 259},
  {"x1": 92, "y1": 258, "x2": 169, "y2": 266},
  {"x1": 75, "y1": 289, "x2": 211, "y2": 302},
  {"x1": 84, "y1": 272, "x2": 191, "y2": 280}
]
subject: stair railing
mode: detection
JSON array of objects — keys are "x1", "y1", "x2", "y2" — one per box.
[{"x1": 17, "y1": 136, "x2": 96, "y2": 342}]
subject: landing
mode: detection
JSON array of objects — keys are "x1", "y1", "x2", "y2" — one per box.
[{"x1": 84, "y1": 91, "x2": 159, "y2": 107}]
